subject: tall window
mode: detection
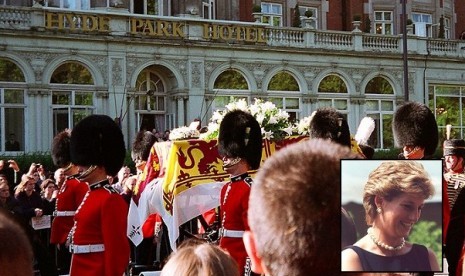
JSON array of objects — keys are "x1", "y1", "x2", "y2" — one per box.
[
  {"x1": 317, "y1": 74, "x2": 349, "y2": 115},
  {"x1": 364, "y1": 76, "x2": 395, "y2": 149},
  {"x1": 51, "y1": 62, "x2": 94, "y2": 136},
  {"x1": 202, "y1": 0, "x2": 215, "y2": 19},
  {"x1": 374, "y1": 11, "x2": 393, "y2": 35},
  {"x1": 429, "y1": 85, "x2": 465, "y2": 143},
  {"x1": 212, "y1": 70, "x2": 249, "y2": 110},
  {"x1": 261, "y1": 2, "x2": 282, "y2": 27},
  {"x1": 46, "y1": 0, "x2": 90, "y2": 10},
  {"x1": 412, "y1": 13, "x2": 432, "y2": 37},
  {"x1": 266, "y1": 71, "x2": 301, "y2": 121},
  {"x1": 0, "y1": 58, "x2": 25, "y2": 152},
  {"x1": 444, "y1": 17, "x2": 451, "y2": 39},
  {"x1": 146, "y1": 0, "x2": 162, "y2": 15},
  {"x1": 135, "y1": 67, "x2": 167, "y2": 132}
]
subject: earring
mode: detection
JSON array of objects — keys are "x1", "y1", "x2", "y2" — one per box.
[{"x1": 376, "y1": 207, "x2": 382, "y2": 214}]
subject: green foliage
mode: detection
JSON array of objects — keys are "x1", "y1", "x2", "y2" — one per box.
[
  {"x1": 365, "y1": 77, "x2": 394, "y2": 94},
  {"x1": 51, "y1": 62, "x2": 94, "y2": 84},
  {"x1": 406, "y1": 18, "x2": 413, "y2": 26},
  {"x1": 292, "y1": 4, "x2": 301, "y2": 28},
  {"x1": 407, "y1": 221, "x2": 442, "y2": 267},
  {"x1": 268, "y1": 71, "x2": 299, "y2": 91},
  {"x1": 318, "y1": 75, "x2": 348, "y2": 93},
  {"x1": 353, "y1": 14, "x2": 362, "y2": 22},
  {"x1": 0, "y1": 58, "x2": 25, "y2": 82},
  {"x1": 213, "y1": 69, "x2": 248, "y2": 90}
]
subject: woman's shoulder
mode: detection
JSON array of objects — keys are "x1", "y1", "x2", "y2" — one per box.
[{"x1": 341, "y1": 246, "x2": 364, "y2": 271}]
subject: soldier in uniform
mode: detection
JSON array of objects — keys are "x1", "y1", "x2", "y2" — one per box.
[
  {"x1": 443, "y1": 128, "x2": 465, "y2": 276},
  {"x1": 308, "y1": 107, "x2": 351, "y2": 148},
  {"x1": 68, "y1": 114, "x2": 130, "y2": 275},
  {"x1": 392, "y1": 101, "x2": 439, "y2": 160},
  {"x1": 218, "y1": 109, "x2": 262, "y2": 276},
  {"x1": 50, "y1": 130, "x2": 89, "y2": 275}
]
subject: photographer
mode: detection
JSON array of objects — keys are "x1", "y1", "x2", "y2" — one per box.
[{"x1": 0, "y1": 159, "x2": 20, "y2": 193}]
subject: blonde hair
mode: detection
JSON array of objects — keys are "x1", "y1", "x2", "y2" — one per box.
[
  {"x1": 363, "y1": 161, "x2": 435, "y2": 225},
  {"x1": 161, "y1": 240, "x2": 239, "y2": 276}
]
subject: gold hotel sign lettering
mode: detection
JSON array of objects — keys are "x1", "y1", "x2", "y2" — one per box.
[{"x1": 45, "y1": 13, "x2": 267, "y2": 43}]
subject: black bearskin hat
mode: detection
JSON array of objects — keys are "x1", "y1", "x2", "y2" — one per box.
[
  {"x1": 131, "y1": 131, "x2": 156, "y2": 162},
  {"x1": 218, "y1": 110, "x2": 262, "y2": 170},
  {"x1": 444, "y1": 139, "x2": 465, "y2": 158},
  {"x1": 51, "y1": 130, "x2": 72, "y2": 168},
  {"x1": 309, "y1": 107, "x2": 351, "y2": 147},
  {"x1": 70, "y1": 114, "x2": 126, "y2": 176},
  {"x1": 393, "y1": 102, "x2": 438, "y2": 156}
]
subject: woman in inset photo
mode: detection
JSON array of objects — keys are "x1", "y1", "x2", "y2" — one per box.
[{"x1": 341, "y1": 160, "x2": 441, "y2": 272}]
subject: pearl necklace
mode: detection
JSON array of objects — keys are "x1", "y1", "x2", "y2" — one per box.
[{"x1": 367, "y1": 227, "x2": 405, "y2": 251}]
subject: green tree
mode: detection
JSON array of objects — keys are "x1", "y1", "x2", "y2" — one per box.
[
  {"x1": 214, "y1": 69, "x2": 248, "y2": 90},
  {"x1": 318, "y1": 75, "x2": 347, "y2": 93},
  {"x1": 408, "y1": 220, "x2": 442, "y2": 266},
  {"x1": 268, "y1": 71, "x2": 299, "y2": 91},
  {"x1": 292, "y1": 4, "x2": 301, "y2": 28},
  {"x1": 0, "y1": 58, "x2": 25, "y2": 82},
  {"x1": 51, "y1": 62, "x2": 93, "y2": 84}
]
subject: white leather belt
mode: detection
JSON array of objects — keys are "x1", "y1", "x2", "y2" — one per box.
[
  {"x1": 69, "y1": 244, "x2": 105, "y2": 254},
  {"x1": 219, "y1": 228, "x2": 245, "y2": 238},
  {"x1": 53, "y1": 211, "x2": 76, "y2": 217}
]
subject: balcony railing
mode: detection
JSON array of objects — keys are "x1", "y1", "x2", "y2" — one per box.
[{"x1": 1, "y1": 5, "x2": 465, "y2": 59}]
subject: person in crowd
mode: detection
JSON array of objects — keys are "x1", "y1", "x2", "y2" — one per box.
[
  {"x1": 0, "y1": 181, "x2": 19, "y2": 212},
  {"x1": 50, "y1": 130, "x2": 90, "y2": 275},
  {"x1": 0, "y1": 159, "x2": 20, "y2": 192},
  {"x1": 341, "y1": 161, "x2": 439, "y2": 272},
  {"x1": 308, "y1": 107, "x2": 352, "y2": 148},
  {"x1": 342, "y1": 207, "x2": 358, "y2": 250},
  {"x1": 15, "y1": 174, "x2": 57, "y2": 275},
  {"x1": 120, "y1": 174, "x2": 137, "y2": 203},
  {"x1": 243, "y1": 139, "x2": 358, "y2": 275},
  {"x1": 443, "y1": 134, "x2": 465, "y2": 275},
  {"x1": 40, "y1": 179, "x2": 57, "y2": 202},
  {"x1": 217, "y1": 109, "x2": 262, "y2": 276},
  {"x1": 392, "y1": 102, "x2": 438, "y2": 160},
  {"x1": 69, "y1": 114, "x2": 130, "y2": 275},
  {"x1": 112, "y1": 165, "x2": 131, "y2": 193},
  {"x1": 0, "y1": 208, "x2": 33, "y2": 275},
  {"x1": 132, "y1": 131, "x2": 157, "y2": 175},
  {"x1": 5, "y1": 133, "x2": 20, "y2": 151},
  {"x1": 161, "y1": 239, "x2": 239, "y2": 276}
]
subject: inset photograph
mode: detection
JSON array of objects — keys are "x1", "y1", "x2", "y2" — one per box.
[{"x1": 341, "y1": 159, "x2": 442, "y2": 273}]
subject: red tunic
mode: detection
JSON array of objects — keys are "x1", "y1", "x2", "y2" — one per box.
[
  {"x1": 219, "y1": 173, "x2": 251, "y2": 275},
  {"x1": 50, "y1": 177, "x2": 89, "y2": 244},
  {"x1": 70, "y1": 184, "x2": 130, "y2": 276}
]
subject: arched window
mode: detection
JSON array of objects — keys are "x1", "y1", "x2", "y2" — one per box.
[
  {"x1": 317, "y1": 74, "x2": 349, "y2": 114},
  {"x1": 212, "y1": 69, "x2": 249, "y2": 110},
  {"x1": 51, "y1": 62, "x2": 95, "y2": 136},
  {"x1": 264, "y1": 71, "x2": 301, "y2": 122},
  {"x1": 0, "y1": 58, "x2": 26, "y2": 152},
  {"x1": 364, "y1": 76, "x2": 396, "y2": 149},
  {"x1": 135, "y1": 66, "x2": 168, "y2": 133}
]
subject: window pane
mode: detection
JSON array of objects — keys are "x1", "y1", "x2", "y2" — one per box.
[
  {"x1": 268, "y1": 72, "x2": 299, "y2": 91},
  {"x1": 0, "y1": 59, "x2": 25, "y2": 82},
  {"x1": 366, "y1": 77, "x2": 394, "y2": 94},
  {"x1": 435, "y1": 96, "x2": 460, "y2": 126},
  {"x1": 366, "y1": 100, "x2": 379, "y2": 111},
  {"x1": 382, "y1": 114, "x2": 394, "y2": 148},
  {"x1": 72, "y1": 109, "x2": 91, "y2": 127},
  {"x1": 4, "y1": 89, "x2": 24, "y2": 104},
  {"x1": 318, "y1": 75, "x2": 347, "y2": 93},
  {"x1": 285, "y1": 98, "x2": 299, "y2": 109},
  {"x1": 334, "y1": 99, "x2": 347, "y2": 110},
  {"x1": 53, "y1": 108, "x2": 70, "y2": 136},
  {"x1": 52, "y1": 91, "x2": 71, "y2": 105},
  {"x1": 273, "y1": 17, "x2": 281, "y2": 26},
  {"x1": 214, "y1": 70, "x2": 248, "y2": 90},
  {"x1": 318, "y1": 99, "x2": 332, "y2": 108},
  {"x1": 272, "y1": 4, "x2": 281, "y2": 14},
  {"x1": 261, "y1": 4, "x2": 270, "y2": 13},
  {"x1": 381, "y1": 101, "x2": 394, "y2": 111},
  {"x1": 269, "y1": 98, "x2": 283, "y2": 108},
  {"x1": 75, "y1": 92, "x2": 93, "y2": 106},
  {"x1": 51, "y1": 62, "x2": 94, "y2": 84},
  {"x1": 375, "y1": 12, "x2": 382, "y2": 20},
  {"x1": 385, "y1": 24, "x2": 392, "y2": 35},
  {"x1": 4, "y1": 108, "x2": 24, "y2": 151},
  {"x1": 157, "y1": 96, "x2": 165, "y2": 111},
  {"x1": 435, "y1": 86, "x2": 460, "y2": 95},
  {"x1": 384, "y1": 12, "x2": 391, "y2": 21}
]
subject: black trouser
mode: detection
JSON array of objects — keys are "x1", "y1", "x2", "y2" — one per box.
[{"x1": 55, "y1": 243, "x2": 71, "y2": 275}]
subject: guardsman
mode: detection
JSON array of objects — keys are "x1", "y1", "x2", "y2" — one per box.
[
  {"x1": 443, "y1": 125, "x2": 465, "y2": 276},
  {"x1": 68, "y1": 114, "x2": 130, "y2": 275},
  {"x1": 392, "y1": 101, "x2": 439, "y2": 160},
  {"x1": 218, "y1": 109, "x2": 262, "y2": 276},
  {"x1": 49, "y1": 130, "x2": 89, "y2": 275}
]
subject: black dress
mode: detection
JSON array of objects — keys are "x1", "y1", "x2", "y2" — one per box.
[{"x1": 347, "y1": 244, "x2": 432, "y2": 271}]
